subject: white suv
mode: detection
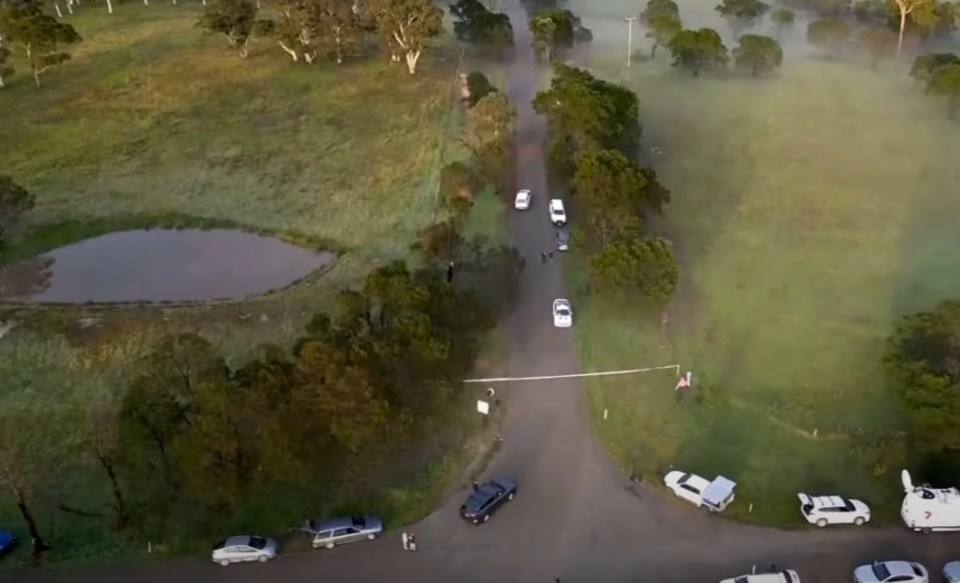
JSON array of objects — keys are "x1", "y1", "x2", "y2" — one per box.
[
  {"x1": 797, "y1": 493, "x2": 870, "y2": 527},
  {"x1": 719, "y1": 569, "x2": 801, "y2": 583},
  {"x1": 514, "y1": 189, "x2": 531, "y2": 210},
  {"x1": 548, "y1": 199, "x2": 566, "y2": 225}
]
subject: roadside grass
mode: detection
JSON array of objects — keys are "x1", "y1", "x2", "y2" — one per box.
[
  {"x1": 573, "y1": 53, "x2": 960, "y2": 525},
  {"x1": 0, "y1": 4, "x2": 510, "y2": 569}
]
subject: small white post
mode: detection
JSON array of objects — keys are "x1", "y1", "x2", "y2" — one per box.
[
  {"x1": 148, "y1": 541, "x2": 152, "y2": 554},
  {"x1": 603, "y1": 408, "x2": 608, "y2": 420},
  {"x1": 748, "y1": 503, "x2": 754, "y2": 514},
  {"x1": 813, "y1": 428, "x2": 818, "y2": 437},
  {"x1": 625, "y1": 16, "x2": 637, "y2": 68}
]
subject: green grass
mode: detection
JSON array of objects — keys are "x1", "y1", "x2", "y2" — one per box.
[
  {"x1": 0, "y1": 4, "x2": 507, "y2": 568},
  {"x1": 573, "y1": 53, "x2": 960, "y2": 525}
]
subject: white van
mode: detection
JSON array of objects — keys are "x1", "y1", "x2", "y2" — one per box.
[
  {"x1": 900, "y1": 469, "x2": 960, "y2": 533},
  {"x1": 719, "y1": 568, "x2": 801, "y2": 583}
]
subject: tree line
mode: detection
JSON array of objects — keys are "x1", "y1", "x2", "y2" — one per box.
[
  {"x1": 530, "y1": 58, "x2": 679, "y2": 306},
  {"x1": 0, "y1": 0, "x2": 449, "y2": 89},
  {"x1": 634, "y1": 0, "x2": 960, "y2": 118}
]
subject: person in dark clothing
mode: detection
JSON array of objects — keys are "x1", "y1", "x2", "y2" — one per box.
[
  {"x1": 541, "y1": 251, "x2": 547, "y2": 264},
  {"x1": 472, "y1": 481, "x2": 479, "y2": 492},
  {"x1": 446, "y1": 262, "x2": 454, "y2": 283}
]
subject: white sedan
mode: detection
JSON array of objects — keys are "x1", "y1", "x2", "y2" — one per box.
[
  {"x1": 663, "y1": 470, "x2": 712, "y2": 508},
  {"x1": 798, "y1": 493, "x2": 870, "y2": 527},
  {"x1": 853, "y1": 561, "x2": 928, "y2": 583},
  {"x1": 211, "y1": 535, "x2": 279, "y2": 566},
  {"x1": 552, "y1": 299, "x2": 572, "y2": 328},
  {"x1": 514, "y1": 189, "x2": 531, "y2": 210}
]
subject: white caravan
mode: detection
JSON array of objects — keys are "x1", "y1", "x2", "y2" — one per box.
[{"x1": 901, "y1": 469, "x2": 960, "y2": 533}]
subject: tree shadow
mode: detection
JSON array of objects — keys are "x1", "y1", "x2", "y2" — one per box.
[{"x1": 0, "y1": 256, "x2": 54, "y2": 301}]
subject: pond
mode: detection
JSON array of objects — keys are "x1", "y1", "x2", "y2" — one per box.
[{"x1": 0, "y1": 229, "x2": 335, "y2": 304}]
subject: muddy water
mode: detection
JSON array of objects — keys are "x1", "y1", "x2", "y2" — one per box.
[{"x1": 0, "y1": 229, "x2": 335, "y2": 303}]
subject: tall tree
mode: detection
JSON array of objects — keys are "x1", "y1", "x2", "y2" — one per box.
[
  {"x1": 0, "y1": 413, "x2": 48, "y2": 554},
  {"x1": 667, "y1": 27, "x2": 729, "y2": 76},
  {"x1": 532, "y1": 64, "x2": 641, "y2": 174},
  {"x1": 529, "y1": 13, "x2": 557, "y2": 61},
  {"x1": 450, "y1": 0, "x2": 513, "y2": 56},
  {"x1": 806, "y1": 18, "x2": 851, "y2": 58},
  {"x1": 891, "y1": 0, "x2": 935, "y2": 58},
  {"x1": 588, "y1": 236, "x2": 679, "y2": 304},
  {"x1": 926, "y1": 63, "x2": 960, "y2": 118},
  {"x1": 771, "y1": 8, "x2": 795, "y2": 41},
  {"x1": 0, "y1": 0, "x2": 80, "y2": 87},
  {"x1": 733, "y1": 33, "x2": 783, "y2": 76},
  {"x1": 528, "y1": 8, "x2": 590, "y2": 62},
  {"x1": 640, "y1": 0, "x2": 682, "y2": 58},
  {"x1": 271, "y1": 0, "x2": 323, "y2": 64},
  {"x1": 573, "y1": 148, "x2": 669, "y2": 248},
  {"x1": 0, "y1": 175, "x2": 34, "y2": 244},
  {"x1": 318, "y1": 0, "x2": 361, "y2": 64},
  {"x1": 373, "y1": 0, "x2": 443, "y2": 74},
  {"x1": 197, "y1": 0, "x2": 270, "y2": 58},
  {"x1": 85, "y1": 402, "x2": 131, "y2": 529},
  {"x1": 466, "y1": 90, "x2": 516, "y2": 180},
  {"x1": 858, "y1": 27, "x2": 897, "y2": 69},
  {"x1": 715, "y1": 0, "x2": 770, "y2": 30},
  {"x1": 0, "y1": 45, "x2": 12, "y2": 88}
]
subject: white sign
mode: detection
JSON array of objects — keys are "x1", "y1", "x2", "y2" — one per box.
[{"x1": 476, "y1": 400, "x2": 490, "y2": 415}]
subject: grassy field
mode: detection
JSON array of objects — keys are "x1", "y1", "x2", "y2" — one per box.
[
  {"x1": 0, "y1": 3, "x2": 509, "y2": 568},
  {"x1": 568, "y1": 39, "x2": 960, "y2": 524}
]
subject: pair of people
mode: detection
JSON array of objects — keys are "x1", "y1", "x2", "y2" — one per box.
[{"x1": 401, "y1": 531, "x2": 417, "y2": 552}]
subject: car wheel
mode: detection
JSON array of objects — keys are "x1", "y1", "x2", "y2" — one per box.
[
  {"x1": 482, "y1": 514, "x2": 490, "y2": 523},
  {"x1": 816, "y1": 518, "x2": 828, "y2": 528},
  {"x1": 507, "y1": 492, "x2": 515, "y2": 501},
  {"x1": 367, "y1": 533, "x2": 376, "y2": 540},
  {"x1": 854, "y1": 517, "x2": 865, "y2": 526},
  {"x1": 326, "y1": 542, "x2": 335, "y2": 549},
  {"x1": 258, "y1": 555, "x2": 268, "y2": 563},
  {"x1": 219, "y1": 559, "x2": 230, "y2": 567}
]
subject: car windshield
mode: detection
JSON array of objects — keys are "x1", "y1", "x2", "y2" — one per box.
[
  {"x1": 465, "y1": 486, "x2": 497, "y2": 512},
  {"x1": 841, "y1": 498, "x2": 856, "y2": 511},
  {"x1": 248, "y1": 536, "x2": 267, "y2": 550},
  {"x1": 557, "y1": 308, "x2": 570, "y2": 316},
  {"x1": 352, "y1": 516, "x2": 365, "y2": 529},
  {"x1": 872, "y1": 564, "x2": 891, "y2": 580}
]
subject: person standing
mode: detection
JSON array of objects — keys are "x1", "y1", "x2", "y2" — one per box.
[
  {"x1": 401, "y1": 531, "x2": 409, "y2": 551},
  {"x1": 408, "y1": 533, "x2": 417, "y2": 552},
  {"x1": 472, "y1": 480, "x2": 480, "y2": 492}
]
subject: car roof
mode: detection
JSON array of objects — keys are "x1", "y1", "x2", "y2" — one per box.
[
  {"x1": 680, "y1": 473, "x2": 712, "y2": 491},
  {"x1": 554, "y1": 298, "x2": 570, "y2": 306},
  {"x1": 314, "y1": 516, "x2": 365, "y2": 531},
  {"x1": 807, "y1": 495, "x2": 849, "y2": 508},
  {"x1": 224, "y1": 535, "x2": 253, "y2": 546},
  {"x1": 882, "y1": 561, "x2": 917, "y2": 577}
]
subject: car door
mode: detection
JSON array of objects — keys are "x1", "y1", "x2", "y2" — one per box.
[
  {"x1": 235, "y1": 545, "x2": 257, "y2": 562},
  {"x1": 679, "y1": 483, "x2": 702, "y2": 506},
  {"x1": 219, "y1": 546, "x2": 237, "y2": 562},
  {"x1": 342, "y1": 527, "x2": 365, "y2": 544},
  {"x1": 331, "y1": 527, "x2": 352, "y2": 545}
]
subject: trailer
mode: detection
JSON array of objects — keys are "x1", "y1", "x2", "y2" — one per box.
[{"x1": 900, "y1": 469, "x2": 960, "y2": 533}]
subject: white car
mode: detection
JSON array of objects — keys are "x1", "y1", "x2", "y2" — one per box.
[
  {"x1": 211, "y1": 535, "x2": 279, "y2": 566},
  {"x1": 798, "y1": 493, "x2": 870, "y2": 527},
  {"x1": 853, "y1": 561, "x2": 928, "y2": 583},
  {"x1": 719, "y1": 569, "x2": 801, "y2": 583},
  {"x1": 552, "y1": 299, "x2": 572, "y2": 328},
  {"x1": 944, "y1": 562, "x2": 960, "y2": 583},
  {"x1": 663, "y1": 470, "x2": 737, "y2": 512},
  {"x1": 514, "y1": 189, "x2": 531, "y2": 210},
  {"x1": 548, "y1": 198, "x2": 566, "y2": 225}
]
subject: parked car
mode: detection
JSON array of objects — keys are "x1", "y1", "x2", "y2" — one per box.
[
  {"x1": 797, "y1": 493, "x2": 870, "y2": 527},
  {"x1": 0, "y1": 530, "x2": 17, "y2": 558},
  {"x1": 552, "y1": 299, "x2": 572, "y2": 328},
  {"x1": 304, "y1": 516, "x2": 383, "y2": 549},
  {"x1": 663, "y1": 470, "x2": 737, "y2": 512},
  {"x1": 555, "y1": 229, "x2": 570, "y2": 251},
  {"x1": 460, "y1": 477, "x2": 516, "y2": 524},
  {"x1": 719, "y1": 568, "x2": 800, "y2": 583},
  {"x1": 853, "y1": 561, "x2": 928, "y2": 583},
  {"x1": 548, "y1": 199, "x2": 567, "y2": 225},
  {"x1": 943, "y1": 562, "x2": 960, "y2": 583},
  {"x1": 211, "y1": 535, "x2": 279, "y2": 566},
  {"x1": 514, "y1": 189, "x2": 531, "y2": 210}
]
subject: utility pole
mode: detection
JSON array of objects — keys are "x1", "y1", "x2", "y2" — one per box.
[{"x1": 625, "y1": 16, "x2": 637, "y2": 68}]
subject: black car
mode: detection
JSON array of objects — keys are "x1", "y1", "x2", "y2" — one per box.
[{"x1": 460, "y1": 477, "x2": 517, "y2": 524}]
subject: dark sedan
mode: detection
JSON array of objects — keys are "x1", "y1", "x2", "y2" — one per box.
[{"x1": 460, "y1": 477, "x2": 516, "y2": 524}]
